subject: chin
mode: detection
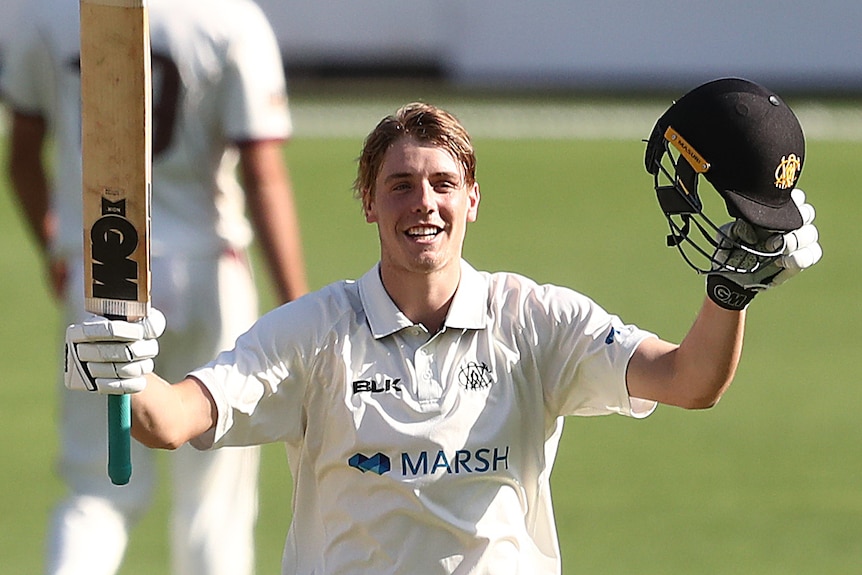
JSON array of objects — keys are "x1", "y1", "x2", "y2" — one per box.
[
  {"x1": 400, "y1": 251, "x2": 447, "y2": 274},
  {"x1": 385, "y1": 243, "x2": 456, "y2": 275},
  {"x1": 409, "y1": 258, "x2": 441, "y2": 273}
]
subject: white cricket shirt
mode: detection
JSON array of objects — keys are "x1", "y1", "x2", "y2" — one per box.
[
  {"x1": 190, "y1": 260, "x2": 657, "y2": 574},
  {"x1": 0, "y1": 0, "x2": 291, "y2": 258}
]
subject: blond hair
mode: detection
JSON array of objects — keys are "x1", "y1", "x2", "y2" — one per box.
[{"x1": 354, "y1": 102, "x2": 476, "y2": 210}]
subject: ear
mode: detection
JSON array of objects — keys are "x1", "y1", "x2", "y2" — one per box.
[
  {"x1": 466, "y1": 182, "x2": 480, "y2": 223},
  {"x1": 363, "y1": 189, "x2": 377, "y2": 223}
]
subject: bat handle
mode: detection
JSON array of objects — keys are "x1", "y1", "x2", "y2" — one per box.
[
  {"x1": 102, "y1": 312, "x2": 134, "y2": 485},
  {"x1": 107, "y1": 390, "x2": 132, "y2": 485}
]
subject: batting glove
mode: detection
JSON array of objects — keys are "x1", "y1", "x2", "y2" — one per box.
[
  {"x1": 64, "y1": 308, "x2": 166, "y2": 395},
  {"x1": 707, "y1": 189, "x2": 822, "y2": 311}
]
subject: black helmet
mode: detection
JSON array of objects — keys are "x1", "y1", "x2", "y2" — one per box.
[{"x1": 644, "y1": 77, "x2": 805, "y2": 273}]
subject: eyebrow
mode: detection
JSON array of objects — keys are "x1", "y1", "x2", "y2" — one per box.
[
  {"x1": 383, "y1": 171, "x2": 461, "y2": 183},
  {"x1": 383, "y1": 172, "x2": 413, "y2": 182}
]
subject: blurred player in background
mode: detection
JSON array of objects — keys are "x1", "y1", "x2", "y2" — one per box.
[{"x1": 1, "y1": 0, "x2": 308, "y2": 573}]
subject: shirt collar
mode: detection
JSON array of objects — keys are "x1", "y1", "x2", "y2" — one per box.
[{"x1": 358, "y1": 260, "x2": 490, "y2": 339}]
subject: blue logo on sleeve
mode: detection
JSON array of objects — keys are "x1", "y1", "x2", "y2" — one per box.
[{"x1": 605, "y1": 327, "x2": 619, "y2": 344}]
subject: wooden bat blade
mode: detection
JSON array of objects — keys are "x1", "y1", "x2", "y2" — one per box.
[
  {"x1": 81, "y1": 0, "x2": 152, "y2": 321},
  {"x1": 80, "y1": 0, "x2": 152, "y2": 486}
]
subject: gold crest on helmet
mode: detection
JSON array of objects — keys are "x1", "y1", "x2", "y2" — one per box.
[{"x1": 774, "y1": 153, "x2": 802, "y2": 189}]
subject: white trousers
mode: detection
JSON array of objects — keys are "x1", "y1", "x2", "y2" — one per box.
[{"x1": 47, "y1": 250, "x2": 261, "y2": 575}]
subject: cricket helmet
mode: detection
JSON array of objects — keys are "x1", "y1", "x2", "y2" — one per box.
[{"x1": 644, "y1": 77, "x2": 805, "y2": 273}]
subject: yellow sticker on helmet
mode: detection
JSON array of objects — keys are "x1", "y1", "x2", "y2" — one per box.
[{"x1": 665, "y1": 126, "x2": 710, "y2": 174}]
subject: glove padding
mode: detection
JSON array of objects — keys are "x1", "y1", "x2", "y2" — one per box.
[
  {"x1": 707, "y1": 189, "x2": 822, "y2": 311},
  {"x1": 64, "y1": 308, "x2": 166, "y2": 395}
]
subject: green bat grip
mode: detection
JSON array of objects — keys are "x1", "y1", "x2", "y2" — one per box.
[{"x1": 107, "y1": 394, "x2": 132, "y2": 485}]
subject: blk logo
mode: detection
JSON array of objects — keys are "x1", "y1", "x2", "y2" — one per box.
[
  {"x1": 352, "y1": 377, "x2": 401, "y2": 394},
  {"x1": 349, "y1": 452, "x2": 391, "y2": 475}
]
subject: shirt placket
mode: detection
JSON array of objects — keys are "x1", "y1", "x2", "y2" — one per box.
[{"x1": 414, "y1": 337, "x2": 443, "y2": 407}]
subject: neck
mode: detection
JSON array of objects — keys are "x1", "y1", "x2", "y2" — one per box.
[{"x1": 379, "y1": 261, "x2": 461, "y2": 333}]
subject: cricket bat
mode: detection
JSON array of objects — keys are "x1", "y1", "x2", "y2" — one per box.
[{"x1": 80, "y1": 0, "x2": 152, "y2": 485}]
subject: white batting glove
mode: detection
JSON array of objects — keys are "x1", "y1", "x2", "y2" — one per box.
[
  {"x1": 64, "y1": 308, "x2": 166, "y2": 395},
  {"x1": 707, "y1": 189, "x2": 822, "y2": 311}
]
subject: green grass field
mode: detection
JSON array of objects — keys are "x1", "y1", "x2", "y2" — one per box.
[{"x1": 1, "y1": 96, "x2": 860, "y2": 574}]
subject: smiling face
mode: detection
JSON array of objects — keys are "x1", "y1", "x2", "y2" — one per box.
[{"x1": 364, "y1": 136, "x2": 480, "y2": 280}]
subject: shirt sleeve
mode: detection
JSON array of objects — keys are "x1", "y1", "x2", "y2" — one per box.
[
  {"x1": 188, "y1": 304, "x2": 307, "y2": 450},
  {"x1": 220, "y1": 4, "x2": 292, "y2": 142},
  {"x1": 187, "y1": 281, "x2": 358, "y2": 450},
  {"x1": 524, "y1": 282, "x2": 658, "y2": 419},
  {"x1": 0, "y1": 18, "x2": 54, "y2": 116}
]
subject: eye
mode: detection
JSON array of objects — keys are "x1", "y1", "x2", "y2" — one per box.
[{"x1": 433, "y1": 179, "x2": 458, "y2": 192}]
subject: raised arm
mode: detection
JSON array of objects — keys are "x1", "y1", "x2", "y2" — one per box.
[
  {"x1": 130, "y1": 375, "x2": 216, "y2": 449},
  {"x1": 636, "y1": 78, "x2": 823, "y2": 409},
  {"x1": 627, "y1": 299, "x2": 744, "y2": 409},
  {"x1": 627, "y1": 190, "x2": 821, "y2": 410},
  {"x1": 63, "y1": 309, "x2": 217, "y2": 450}
]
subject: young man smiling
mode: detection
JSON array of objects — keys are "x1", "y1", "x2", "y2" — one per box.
[
  {"x1": 62, "y1": 99, "x2": 821, "y2": 574},
  {"x1": 360, "y1": 115, "x2": 480, "y2": 332}
]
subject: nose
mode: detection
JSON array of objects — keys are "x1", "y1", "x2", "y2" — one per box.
[{"x1": 413, "y1": 180, "x2": 437, "y2": 213}]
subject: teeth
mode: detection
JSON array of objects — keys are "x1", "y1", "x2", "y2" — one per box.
[{"x1": 407, "y1": 226, "x2": 439, "y2": 237}]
